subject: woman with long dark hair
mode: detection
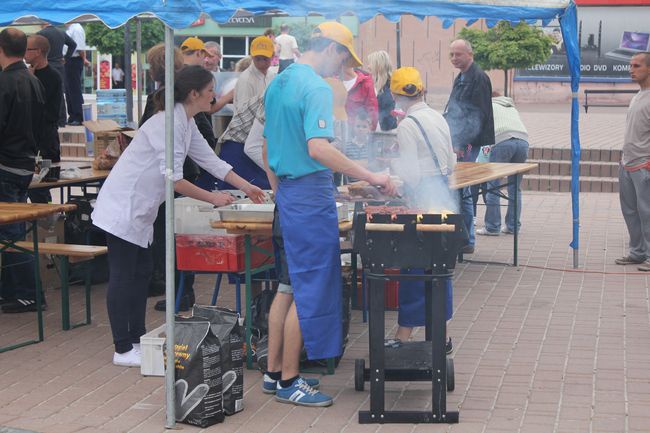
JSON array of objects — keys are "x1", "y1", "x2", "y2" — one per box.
[{"x1": 92, "y1": 66, "x2": 265, "y2": 367}]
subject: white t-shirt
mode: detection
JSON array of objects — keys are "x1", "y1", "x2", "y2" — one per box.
[
  {"x1": 112, "y1": 67, "x2": 124, "y2": 82},
  {"x1": 275, "y1": 33, "x2": 298, "y2": 60},
  {"x1": 64, "y1": 23, "x2": 86, "y2": 57}
]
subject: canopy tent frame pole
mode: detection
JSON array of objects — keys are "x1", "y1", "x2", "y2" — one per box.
[
  {"x1": 136, "y1": 17, "x2": 143, "y2": 122},
  {"x1": 558, "y1": 2, "x2": 581, "y2": 269},
  {"x1": 163, "y1": 24, "x2": 176, "y2": 429}
]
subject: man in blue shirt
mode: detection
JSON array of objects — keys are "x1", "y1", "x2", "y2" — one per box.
[{"x1": 262, "y1": 22, "x2": 396, "y2": 407}]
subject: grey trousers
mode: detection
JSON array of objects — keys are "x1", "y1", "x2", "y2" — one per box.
[{"x1": 619, "y1": 166, "x2": 650, "y2": 261}]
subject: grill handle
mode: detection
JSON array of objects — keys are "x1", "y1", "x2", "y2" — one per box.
[
  {"x1": 365, "y1": 223, "x2": 405, "y2": 232},
  {"x1": 416, "y1": 223, "x2": 456, "y2": 232}
]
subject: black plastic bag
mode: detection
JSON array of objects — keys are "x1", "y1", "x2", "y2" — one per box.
[
  {"x1": 193, "y1": 305, "x2": 244, "y2": 415},
  {"x1": 174, "y1": 316, "x2": 224, "y2": 427}
]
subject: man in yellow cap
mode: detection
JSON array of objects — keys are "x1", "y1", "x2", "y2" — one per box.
[
  {"x1": 387, "y1": 66, "x2": 457, "y2": 350},
  {"x1": 180, "y1": 36, "x2": 207, "y2": 66},
  {"x1": 216, "y1": 35, "x2": 276, "y2": 190},
  {"x1": 261, "y1": 22, "x2": 396, "y2": 407}
]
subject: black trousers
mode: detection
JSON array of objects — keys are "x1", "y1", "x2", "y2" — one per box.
[
  {"x1": 64, "y1": 57, "x2": 84, "y2": 123},
  {"x1": 106, "y1": 232, "x2": 153, "y2": 353}
]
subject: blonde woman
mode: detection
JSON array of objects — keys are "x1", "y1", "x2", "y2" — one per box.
[{"x1": 367, "y1": 50, "x2": 397, "y2": 131}]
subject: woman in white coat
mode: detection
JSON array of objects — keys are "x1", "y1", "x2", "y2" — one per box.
[{"x1": 92, "y1": 66, "x2": 265, "y2": 367}]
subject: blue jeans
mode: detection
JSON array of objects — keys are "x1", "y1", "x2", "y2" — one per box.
[
  {"x1": 485, "y1": 138, "x2": 529, "y2": 232},
  {"x1": 0, "y1": 169, "x2": 36, "y2": 300},
  {"x1": 460, "y1": 187, "x2": 475, "y2": 247}
]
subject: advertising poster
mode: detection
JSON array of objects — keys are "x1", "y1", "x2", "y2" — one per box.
[
  {"x1": 515, "y1": 4, "x2": 649, "y2": 82},
  {"x1": 98, "y1": 53, "x2": 112, "y2": 89}
]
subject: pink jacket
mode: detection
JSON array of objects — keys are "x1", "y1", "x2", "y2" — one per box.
[{"x1": 345, "y1": 70, "x2": 378, "y2": 131}]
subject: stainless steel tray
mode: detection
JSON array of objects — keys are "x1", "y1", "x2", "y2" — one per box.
[
  {"x1": 217, "y1": 202, "x2": 349, "y2": 223},
  {"x1": 216, "y1": 203, "x2": 275, "y2": 223}
]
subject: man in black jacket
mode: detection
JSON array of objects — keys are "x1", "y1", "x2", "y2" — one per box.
[
  {"x1": 444, "y1": 39, "x2": 495, "y2": 253},
  {"x1": 25, "y1": 34, "x2": 63, "y2": 205},
  {"x1": 37, "y1": 23, "x2": 76, "y2": 127},
  {"x1": 0, "y1": 28, "x2": 46, "y2": 313}
]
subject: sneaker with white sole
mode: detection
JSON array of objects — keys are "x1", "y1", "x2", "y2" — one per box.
[
  {"x1": 262, "y1": 374, "x2": 320, "y2": 394},
  {"x1": 113, "y1": 348, "x2": 141, "y2": 367},
  {"x1": 501, "y1": 226, "x2": 515, "y2": 234},
  {"x1": 275, "y1": 377, "x2": 332, "y2": 407},
  {"x1": 476, "y1": 227, "x2": 499, "y2": 236}
]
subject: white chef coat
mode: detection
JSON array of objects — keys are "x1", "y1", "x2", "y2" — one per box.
[{"x1": 92, "y1": 103, "x2": 233, "y2": 248}]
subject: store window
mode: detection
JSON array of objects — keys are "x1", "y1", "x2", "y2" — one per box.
[{"x1": 222, "y1": 36, "x2": 249, "y2": 71}]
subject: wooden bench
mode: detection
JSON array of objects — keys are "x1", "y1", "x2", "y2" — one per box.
[
  {"x1": 12, "y1": 242, "x2": 107, "y2": 331},
  {"x1": 583, "y1": 89, "x2": 637, "y2": 113}
]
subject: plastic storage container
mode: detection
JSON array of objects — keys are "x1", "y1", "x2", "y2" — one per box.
[
  {"x1": 140, "y1": 324, "x2": 166, "y2": 376},
  {"x1": 174, "y1": 196, "x2": 222, "y2": 234},
  {"x1": 175, "y1": 234, "x2": 274, "y2": 272}
]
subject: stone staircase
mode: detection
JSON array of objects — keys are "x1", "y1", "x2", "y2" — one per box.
[{"x1": 523, "y1": 147, "x2": 620, "y2": 193}]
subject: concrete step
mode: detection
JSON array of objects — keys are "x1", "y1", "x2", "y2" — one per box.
[
  {"x1": 522, "y1": 175, "x2": 619, "y2": 193},
  {"x1": 529, "y1": 147, "x2": 621, "y2": 163},
  {"x1": 528, "y1": 159, "x2": 619, "y2": 178}
]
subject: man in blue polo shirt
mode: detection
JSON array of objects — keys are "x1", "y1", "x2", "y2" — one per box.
[{"x1": 262, "y1": 22, "x2": 396, "y2": 407}]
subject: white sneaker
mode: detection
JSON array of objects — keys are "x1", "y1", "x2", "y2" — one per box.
[
  {"x1": 132, "y1": 343, "x2": 141, "y2": 353},
  {"x1": 113, "y1": 348, "x2": 141, "y2": 367},
  {"x1": 476, "y1": 227, "x2": 499, "y2": 236}
]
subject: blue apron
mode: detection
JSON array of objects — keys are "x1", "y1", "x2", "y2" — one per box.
[
  {"x1": 398, "y1": 175, "x2": 453, "y2": 327},
  {"x1": 276, "y1": 170, "x2": 342, "y2": 360},
  {"x1": 216, "y1": 140, "x2": 271, "y2": 190}
]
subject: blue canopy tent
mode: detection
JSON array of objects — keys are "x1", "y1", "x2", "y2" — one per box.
[{"x1": 1, "y1": 0, "x2": 581, "y2": 427}]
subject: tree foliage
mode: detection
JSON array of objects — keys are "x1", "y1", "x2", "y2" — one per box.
[
  {"x1": 85, "y1": 20, "x2": 165, "y2": 56},
  {"x1": 459, "y1": 21, "x2": 553, "y2": 95}
]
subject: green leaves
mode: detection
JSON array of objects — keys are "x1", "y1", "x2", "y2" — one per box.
[
  {"x1": 459, "y1": 21, "x2": 553, "y2": 72},
  {"x1": 85, "y1": 20, "x2": 165, "y2": 57}
]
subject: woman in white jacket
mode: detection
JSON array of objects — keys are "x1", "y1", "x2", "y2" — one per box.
[{"x1": 92, "y1": 66, "x2": 265, "y2": 367}]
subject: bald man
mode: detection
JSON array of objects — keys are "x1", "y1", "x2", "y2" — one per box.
[
  {"x1": 25, "y1": 34, "x2": 62, "y2": 164},
  {"x1": 444, "y1": 39, "x2": 494, "y2": 254}
]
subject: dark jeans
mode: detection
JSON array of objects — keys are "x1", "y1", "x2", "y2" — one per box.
[
  {"x1": 485, "y1": 138, "x2": 529, "y2": 232},
  {"x1": 50, "y1": 61, "x2": 67, "y2": 126},
  {"x1": 0, "y1": 169, "x2": 36, "y2": 300},
  {"x1": 64, "y1": 57, "x2": 84, "y2": 123},
  {"x1": 105, "y1": 232, "x2": 153, "y2": 353}
]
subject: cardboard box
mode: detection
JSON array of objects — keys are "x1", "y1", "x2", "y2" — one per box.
[{"x1": 83, "y1": 119, "x2": 134, "y2": 156}]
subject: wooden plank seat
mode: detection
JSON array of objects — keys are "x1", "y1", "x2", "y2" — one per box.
[{"x1": 12, "y1": 241, "x2": 107, "y2": 330}]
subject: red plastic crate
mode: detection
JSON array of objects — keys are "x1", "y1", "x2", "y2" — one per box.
[{"x1": 175, "y1": 234, "x2": 274, "y2": 272}]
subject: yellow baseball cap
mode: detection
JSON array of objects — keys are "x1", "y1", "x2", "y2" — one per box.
[
  {"x1": 180, "y1": 37, "x2": 206, "y2": 53},
  {"x1": 250, "y1": 36, "x2": 274, "y2": 58},
  {"x1": 312, "y1": 21, "x2": 362, "y2": 68},
  {"x1": 324, "y1": 77, "x2": 348, "y2": 121},
  {"x1": 390, "y1": 67, "x2": 424, "y2": 96}
]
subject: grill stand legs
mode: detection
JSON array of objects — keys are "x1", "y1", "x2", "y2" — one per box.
[{"x1": 358, "y1": 272, "x2": 459, "y2": 424}]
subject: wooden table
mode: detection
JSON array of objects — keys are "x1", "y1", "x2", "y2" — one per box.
[
  {"x1": 29, "y1": 162, "x2": 110, "y2": 202},
  {"x1": 0, "y1": 202, "x2": 77, "y2": 352},
  {"x1": 211, "y1": 219, "x2": 353, "y2": 370},
  {"x1": 450, "y1": 162, "x2": 537, "y2": 266}
]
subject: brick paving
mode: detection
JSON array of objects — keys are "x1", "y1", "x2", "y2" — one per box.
[{"x1": 2, "y1": 105, "x2": 649, "y2": 432}]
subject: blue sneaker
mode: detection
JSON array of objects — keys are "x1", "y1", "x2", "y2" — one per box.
[
  {"x1": 275, "y1": 377, "x2": 332, "y2": 407},
  {"x1": 262, "y1": 374, "x2": 320, "y2": 394}
]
